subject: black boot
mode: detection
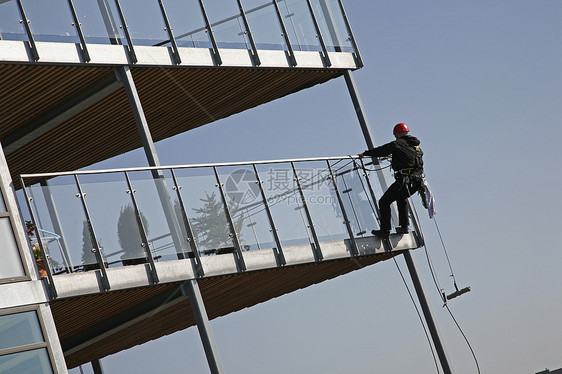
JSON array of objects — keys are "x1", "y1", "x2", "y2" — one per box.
[
  {"x1": 395, "y1": 226, "x2": 409, "y2": 234},
  {"x1": 371, "y1": 229, "x2": 390, "y2": 239}
]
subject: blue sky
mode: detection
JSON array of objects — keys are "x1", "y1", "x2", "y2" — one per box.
[{"x1": 70, "y1": 1, "x2": 562, "y2": 373}]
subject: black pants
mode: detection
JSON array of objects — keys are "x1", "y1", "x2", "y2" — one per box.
[{"x1": 378, "y1": 177, "x2": 421, "y2": 231}]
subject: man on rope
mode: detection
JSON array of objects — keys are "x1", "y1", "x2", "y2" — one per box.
[{"x1": 358, "y1": 123, "x2": 423, "y2": 239}]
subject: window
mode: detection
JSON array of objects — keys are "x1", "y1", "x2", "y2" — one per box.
[
  {"x1": 0, "y1": 310, "x2": 54, "y2": 374},
  {"x1": 0, "y1": 217, "x2": 25, "y2": 278}
]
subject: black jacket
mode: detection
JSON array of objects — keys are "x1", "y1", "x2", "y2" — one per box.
[{"x1": 363, "y1": 135, "x2": 423, "y2": 172}]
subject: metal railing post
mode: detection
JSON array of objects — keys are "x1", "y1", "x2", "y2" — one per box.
[
  {"x1": 252, "y1": 164, "x2": 285, "y2": 266},
  {"x1": 20, "y1": 178, "x2": 57, "y2": 298},
  {"x1": 326, "y1": 161, "x2": 357, "y2": 256},
  {"x1": 124, "y1": 171, "x2": 159, "y2": 284},
  {"x1": 113, "y1": 0, "x2": 137, "y2": 63},
  {"x1": 236, "y1": 0, "x2": 261, "y2": 66},
  {"x1": 272, "y1": 0, "x2": 297, "y2": 66},
  {"x1": 198, "y1": 0, "x2": 222, "y2": 65},
  {"x1": 67, "y1": 0, "x2": 91, "y2": 62},
  {"x1": 358, "y1": 158, "x2": 381, "y2": 222},
  {"x1": 74, "y1": 174, "x2": 111, "y2": 291},
  {"x1": 15, "y1": 0, "x2": 39, "y2": 61},
  {"x1": 158, "y1": 0, "x2": 182, "y2": 64},
  {"x1": 170, "y1": 169, "x2": 205, "y2": 277},
  {"x1": 305, "y1": 0, "x2": 331, "y2": 67},
  {"x1": 213, "y1": 167, "x2": 247, "y2": 272},
  {"x1": 291, "y1": 162, "x2": 323, "y2": 261},
  {"x1": 39, "y1": 179, "x2": 75, "y2": 273},
  {"x1": 334, "y1": 0, "x2": 363, "y2": 67}
]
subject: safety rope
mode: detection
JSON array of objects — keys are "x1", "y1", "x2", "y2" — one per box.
[
  {"x1": 355, "y1": 157, "x2": 481, "y2": 374},
  {"x1": 405, "y1": 179, "x2": 481, "y2": 374}
]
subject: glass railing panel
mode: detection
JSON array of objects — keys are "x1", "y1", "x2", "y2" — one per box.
[
  {"x1": 173, "y1": 167, "x2": 235, "y2": 256},
  {"x1": 127, "y1": 169, "x2": 190, "y2": 262},
  {"x1": 164, "y1": 0, "x2": 212, "y2": 48},
  {"x1": 203, "y1": 0, "x2": 248, "y2": 49},
  {"x1": 21, "y1": 0, "x2": 78, "y2": 43},
  {"x1": 77, "y1": 173, "x2": 146, "y2": 267},
  {"x1": 293, "y1": 160, "x2": 348, "y2": 243},
  {"x1": 216, "y1": 165, "x2": 276, "y2": 252},
  {"x1": 255, "y1": 163, "x2": 315, "y2": 253},
  {"x1": 73, "y1": 0, "x2": 125, "y2": 44},
  {"x1": 243, "y1": 0, "x2": 285, "y2": 50},
  {"x1": 26, "y1": 176, "x2": 91, "y2": 273},
  {"x1": 0, "y1": 0, "x2": 26, "y2": 41},
  {"x1": 277, "y1": 0, "x2": 321, "y2": 52},
  {"x1": 330, "y1": 159, "x2": 379, "y2": 238},
  {"x1": 310, "y1": 0, "x2": 353, "y2": 52},
  {"x1": 365, "y1": 160, "x2": 396, "y2": 230},
  {"x1": 119, "y1": 0, "x2": 169, "y2": 46}
]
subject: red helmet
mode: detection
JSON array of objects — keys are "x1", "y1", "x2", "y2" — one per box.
[{"x1": 393, "y1": 123, "x2": 409, "y2": 135}]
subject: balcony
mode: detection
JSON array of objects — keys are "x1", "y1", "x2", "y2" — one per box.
[
  {"x1": 0, "y1": 0, "x2": 362, "y2": 188},
  {"x1": 0, "y1": 0, "x2": 361, "y2": 66},
  {"x1": 21, "y1": 156, "x2": 422, "y2": 367}
]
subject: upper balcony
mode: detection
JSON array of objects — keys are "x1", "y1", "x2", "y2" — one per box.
[
  {"x1": 0, "y1": 0, "x2": 361, "y2": 185},
  {"x1": 20, "y1": 155, "x2": 423, "y2": 367}
]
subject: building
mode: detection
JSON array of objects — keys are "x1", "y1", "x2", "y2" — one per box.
[{"x1": 0, "y1": 1, "x2": 433, "y2": 373}]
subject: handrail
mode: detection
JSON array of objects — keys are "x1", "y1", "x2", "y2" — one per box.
[{"x1": 20, "y1": 155, "x2": 365, "y2": 179}]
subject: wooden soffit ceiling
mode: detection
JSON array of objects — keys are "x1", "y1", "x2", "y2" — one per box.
[
  {"x1": 51, "y1": 254, "x2": 396, "y2": 368},
  {"x1": 0, "y1": 63, "x2": 343, "y2": 186}
]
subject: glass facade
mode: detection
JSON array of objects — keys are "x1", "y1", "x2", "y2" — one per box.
[
  {"x1": 0, "y1": 0, "x2": 358, "y2": 56},
  {"x1": 0, "y1": 310, "x2": 53, "y2": 374}
]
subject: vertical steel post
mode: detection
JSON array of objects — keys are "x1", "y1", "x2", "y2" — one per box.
[
  {"x1": 343, "y1": 70, "x2": 398, "y2": 226},
  {"x1": 291, "y1": 162, "x2": 323, "y2": 261},
  {"x1": 118, "y1": 66, "x2": 224, "y2": 373},
  {"x1": 403, "y1": 250, "x2": 453, "y2": 374},
  {"x1": 91, "y1": 358, "x2": 104, "y2": 374},
  {"x1": 345, "y1": 70, "x2": 454, "y2": 373},
  {"x1": 96, "y1": 0, "x2": 121, "y2": 45},
  {"x1": 181, "y1": 280, "x2": 224, "y2": 374},
  {"x1": 116, "y1": 66, "x2": 188, "y2": 262}
]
